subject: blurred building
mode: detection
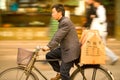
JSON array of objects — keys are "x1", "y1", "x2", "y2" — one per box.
[{"x1": 0, "y1": 0, "x2": 120, "y2": 40}]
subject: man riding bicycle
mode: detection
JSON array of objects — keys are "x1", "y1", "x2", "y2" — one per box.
[{"x1": 42, "y1": 4, "x2": 81, "y2": 80}]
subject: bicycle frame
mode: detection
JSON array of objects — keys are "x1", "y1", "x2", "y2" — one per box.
[
  {"x1": 18, "y1": 47, "x2": 114, "y2": 80},
  {"x1": 21, "y1": 48, "x2": 61, "y2": 80},
  {"x1": 0, "y1": 47, "x2": 114, "y2": 80},
  {"x1": 31, "y1": 59, "x2": 61, "y2": 80}
]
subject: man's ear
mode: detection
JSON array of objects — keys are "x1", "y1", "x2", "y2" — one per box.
[{"x1": 58, "y1": 12, "x2": 62, "y2": 16}]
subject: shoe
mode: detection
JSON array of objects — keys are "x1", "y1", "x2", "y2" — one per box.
[
  {"x1": 51, "y1": 73, "x2": 61, "y2": 80},
  {"x1": 110, "y1": 57, "x2": 119, "y2": 65}
]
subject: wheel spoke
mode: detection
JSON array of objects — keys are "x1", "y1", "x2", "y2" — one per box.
[
  {"x1": 0, "y1": 67, "x2": 37, "y2": 80},
  {"x1": 70, "y1": 65, "x2": 114, "y2": 80},
  {"x1": 92, "y1": 68, "x2": 97, "y2": 80}
]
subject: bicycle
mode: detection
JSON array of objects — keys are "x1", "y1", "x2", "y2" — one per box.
[{"x1": 0, "y1": 47, "x2": 114, "y2": 80}]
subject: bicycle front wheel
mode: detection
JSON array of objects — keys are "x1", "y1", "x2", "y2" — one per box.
[
  {"x1": 0, "y1": 66, "x2": 38, "y2": 80},
  {"x1": 71, "y1": 64, "x2": 114, "y2": 80}
]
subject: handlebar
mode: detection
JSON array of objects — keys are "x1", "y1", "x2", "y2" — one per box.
[{"x1": 34, "y1": 46, "x2": 41, "y2": 53}]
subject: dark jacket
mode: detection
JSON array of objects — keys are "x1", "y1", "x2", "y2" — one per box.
[
  {"x1": 47, "y1": 17, "x2": 81, "y2": 63},
  {"x1": 84, "y1": 4, "x2": 97, "y2": 28}
]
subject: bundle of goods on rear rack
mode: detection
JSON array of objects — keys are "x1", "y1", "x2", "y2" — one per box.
[{"x1": 80, "y1": 30, "x2": 106, "y2": 64}]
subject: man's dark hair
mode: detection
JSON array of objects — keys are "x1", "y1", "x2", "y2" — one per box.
[{"x1": 52, "y1": 4, "x2": 65, "y2": 16}]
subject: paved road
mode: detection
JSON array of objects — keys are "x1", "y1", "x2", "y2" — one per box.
[{"x1": 0, "y1": 39, "x2": 120, "y2": 80}]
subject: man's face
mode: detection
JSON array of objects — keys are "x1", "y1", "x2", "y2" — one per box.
[
  {"x1": 52, "y1": 8, "x2": 61, "y2": 20},
  {"x1": 93, "y1": 1, "x2": 99, "y2": 8}
]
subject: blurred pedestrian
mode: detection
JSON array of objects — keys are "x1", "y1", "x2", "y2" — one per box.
[
  {"x1": 83, "y1": 0, "x2": 97, "y2": 29},
  {"x1": 42, "y1": 4, "x2": 81, "y2": 80},
  {"x1": 90, "y1": 0, "x2": 119, "y2": 65}
]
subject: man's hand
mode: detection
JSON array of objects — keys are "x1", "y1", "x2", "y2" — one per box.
[
  {"x1": 90, "y1": 15, "x2": 96, "y2": 18},
  {"x1": 42, "y1": 46, "x2": 50, "y2": 51}
]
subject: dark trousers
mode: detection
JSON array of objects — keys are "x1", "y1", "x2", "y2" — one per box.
[{"x1": 46, "y1": 47, "x2": 74, "y2": 80}]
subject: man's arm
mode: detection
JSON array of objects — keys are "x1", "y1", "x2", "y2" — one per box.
[{"x1": 48, "y1": 20, "x2": 70, "y2": 50}]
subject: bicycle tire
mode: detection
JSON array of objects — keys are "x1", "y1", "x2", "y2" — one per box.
[
  {"x1": 0, "y1": 66, "x2": 39, "y2": 80},
  {"x1": 70, "y1": 64, "x2": 114, "y2": 80}
]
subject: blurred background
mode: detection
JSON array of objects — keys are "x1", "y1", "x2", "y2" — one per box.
[
  {"x1": 0, "y1": 0, "x2": 120, "y2": 80},
  {"x1": 0, "y1": 0, "x2": 120, "y2": 40}
]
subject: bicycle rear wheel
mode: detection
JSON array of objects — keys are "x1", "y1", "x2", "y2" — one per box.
[
  {"x1": 70, "y1": 64, "x2": 114, "y2": 80},
  {"x1": 0, "y1": 66, "x2": 38, "y2": 80}
]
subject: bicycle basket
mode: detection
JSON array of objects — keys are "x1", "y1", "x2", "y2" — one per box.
[{"x1": 17, "y1": 48, "x2": 34, "y2": 66}]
